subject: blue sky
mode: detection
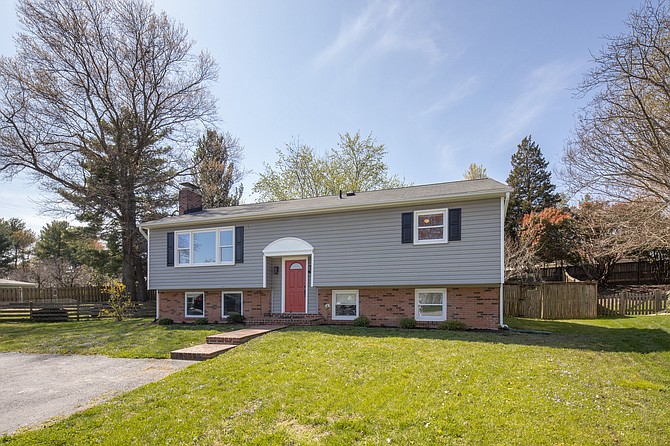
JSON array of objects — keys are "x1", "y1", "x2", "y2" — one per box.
[{"x1": 0, "y1": 0, "x2": 641, "y2": 233}]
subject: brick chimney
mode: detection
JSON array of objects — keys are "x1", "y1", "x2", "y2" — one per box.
[{"x1": 178, "y1": 182, "x2": 203, "y2": 215}]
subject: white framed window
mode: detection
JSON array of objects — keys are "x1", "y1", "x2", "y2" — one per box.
[
  {"x1": 414, "y1": 209, "x2": 448, "y2": 244},
  {"x1": 185, "y1": 292, "x2": 205, "y2": 318},
  {"x1": 222, "y1": 291, "x2": 243, "y2": 318},
  {"x1": 332, "y1": 290, "x2": 359, "y2": 320},
  {"x1": 176, "y1": 227, "x2": 235, "y2": 266},
  {"x1": 415, "y1": 288, "x2": 446, "y2": 321}
]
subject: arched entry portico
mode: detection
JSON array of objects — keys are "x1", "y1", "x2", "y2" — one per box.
[{"x1": 262, "y1": 237, "x2": 315, "y2": 313}]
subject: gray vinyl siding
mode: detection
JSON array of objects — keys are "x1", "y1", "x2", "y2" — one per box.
[{"x1": 147, "y1": 198, "x2": 502, "y2": 290}]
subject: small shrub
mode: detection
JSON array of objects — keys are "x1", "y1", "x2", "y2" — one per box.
[
  {"x1": 351, "y1": 315, "x2": 370, "y2": 327},
  {"x1": 194, "y1": 318, "x2": 209, "y2": 325},
  {"x1": 438, "y1": 320, "x2": 468, "y2": 331},
  {"x1": 399, "y1": 317, "x2": 417, "y2": 329},
  {"x1": 227, "y1": 312, "x2": 245, "y2": 324},
  {"x1": 100, "y1": 280, "x2": 132, "y2": 321},
  {"x1": 157, "y1": 318, "x2": 174, "y2": 326}
]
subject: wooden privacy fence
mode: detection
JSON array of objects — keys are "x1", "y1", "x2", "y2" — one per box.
[
  {"x1": 0, "y1": 286, "x2": 156, "y2": 303},
  {"x1": 504, "y1": 282, "x2": 598, "y2": 319},
  {"x1": 0, "y1": 300, "x2": 156, "y2": 322},
  {"x1": 0, "y1": 286, "x2": 106, "y2": 303},
  {"x1": 598, "y1": 290, "x2": 668, "y2": 316}
]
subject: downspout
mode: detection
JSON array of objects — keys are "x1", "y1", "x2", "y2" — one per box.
[
  {"x1": 500, "y1": 192, "x2": 511, "y2": 329},
  {"x1": 137, "y1": 226, "x2": 157, "y2": 320}
]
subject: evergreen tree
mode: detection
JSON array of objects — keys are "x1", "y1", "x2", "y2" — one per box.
[
  {"x1": 0, "y1": 218, "x2": 35, "y2": 269},
  {"x1": 506, "y1": 136, "x2": 560, "y2": 238},
  {"x1": 0, "y1": 227, "x2": 12, "y2": 272},
  {"x1": 192, "y1": 130, "x2": 244, "y2": 208}
]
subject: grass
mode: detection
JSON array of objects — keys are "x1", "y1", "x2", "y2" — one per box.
[
  {"x1": 0, "y1": 318, "x2": 241, "y2": 358},
  {"x1": 2, "y1": 315, "x2": 670, "y2": 445}
]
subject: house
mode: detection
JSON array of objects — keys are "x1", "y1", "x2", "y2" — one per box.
[{"x1": 139, "y1": 179, "x2": 511, "y2": 329}]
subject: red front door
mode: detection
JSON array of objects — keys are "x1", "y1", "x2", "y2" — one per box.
[{"x1": 284, "y1": 259, "x2": 306, "y2": 312}]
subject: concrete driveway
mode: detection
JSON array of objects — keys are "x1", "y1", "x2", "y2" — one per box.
[{"x1": 0, "y1": 352, "x2": 195, "y2": 436}]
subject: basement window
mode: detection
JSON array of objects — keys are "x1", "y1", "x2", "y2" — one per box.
[
  {"x1": 332, "y1": 290, "x2": 359, "y2": 320},
  {"x1": 415, "y1": 289, "x2": 446, "y2": 321},
  {"x1": 185, "y1": 292, "x2": 205, "y2": 318}
]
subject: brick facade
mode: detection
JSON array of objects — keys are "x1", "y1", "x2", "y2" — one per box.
[
  {"x1": 158, "y1": 289, "x2": 270, "y2": 323},
  {"x1": 317, "y1": 286, "x2": 500, "y2": 329},
  {"x1": 158, "y1": 286, "x2": 500, "y2": 329}
]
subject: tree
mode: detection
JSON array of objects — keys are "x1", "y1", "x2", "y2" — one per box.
[
  {"x1": 562, "y1": 1, "x2": 670, "y2": 205},
  {"x1": 33, "y1": 221, "x2": 77, "y2": 263},
  {"x1": 34, "y1": 220, "x2": 120, "y2": 283},
  {"x1": 519, "y1": 207, "x2": 577, "y2": 265},
  {"x1": 253, "y1": 131, "x2": 406, "y2": 201},
  {"x1": 506, "y1": 136, "x2": 560, "y2": 238},
  {"x1": 571, "y1": 199, "x2": 670, "y2": 282},
  {"x1": 192, "y1": 129, "x2": 244, "y2": 208},
  {"x1": 463, "y1": 163, "x2": 488, "y2": 180},
  {"x1": 0, "y1": 229, "x2": 12, "y2": 272},
  {"x1": 0, "y1": 0, "x2": 218, "y2": 299},
  {"x1": 0, "y1": 218, "x2": 35, "y2": 269}
]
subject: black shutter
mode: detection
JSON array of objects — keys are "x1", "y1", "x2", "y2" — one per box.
[
  {"x1": 235, "y1": 226, "x2": 244, "y2": 263},
  {"x1": 166, "y1": 232, "x2": 174, "y2": 266},
  {"x1": 448, "y1": 208, "x2": 461, "y2": 241},
  {"x1": 401, "y1": 212, "x2": 413, "y2": 244}
]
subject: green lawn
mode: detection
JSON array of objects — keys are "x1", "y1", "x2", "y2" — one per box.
[
  {"x1": 0, "y1": 318, "x2": 239, "y2": 358},
  {"x1": 2, "y1": 315, "x2": 670, "y2": 445}
]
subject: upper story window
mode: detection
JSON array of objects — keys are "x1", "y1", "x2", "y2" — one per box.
[
  {"x1": 414, "y1": 209, "x2": 448, "y2": 244},
  {"x1": 176, "y1": 227, "x2": 235, "y2": 266}
]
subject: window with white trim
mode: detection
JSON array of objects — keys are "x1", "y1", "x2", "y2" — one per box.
[
  {"x1": 176, "y1": 227, "x2": 235, "y2": 266},
  {"x1": 332, "y1": 290, "x2": 359, "y2": 320},
  {"x1": 414, "y1": 209, "x2": 448, "y2": 244},
  {"x1": 185, "y1": 292, "x2": 205, "y2": 318},
  {"x1": 415, "y1": 288, "x2": 446, "y2": 321},
  {"x1": 222, "y1": 291, "x2": 243, "y2": 318}
]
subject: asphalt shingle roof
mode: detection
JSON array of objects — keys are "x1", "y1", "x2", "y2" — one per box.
[{"x1": 140, "y1": 178, "x2": 511, "y2": 229}]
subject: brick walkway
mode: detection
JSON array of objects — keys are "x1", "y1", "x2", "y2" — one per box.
[{"x1": 171, "y1": 325, "x2": 287, "y2": 360}]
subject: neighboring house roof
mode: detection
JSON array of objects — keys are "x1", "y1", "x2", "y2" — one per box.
[
  {"x1": 141, "y1": 178, "x2": 512, "y2": 229},
  {"x1": 0, "y1": 279, "x2": 38, "y2": 288}
]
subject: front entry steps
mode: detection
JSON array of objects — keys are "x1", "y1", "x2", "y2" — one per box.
[
  {"x1": 247, "y1": 314, "x2": 324, "y2": 326},
  {"x1": 171, "y1": 325, "x2": 287, "y2": 361}
]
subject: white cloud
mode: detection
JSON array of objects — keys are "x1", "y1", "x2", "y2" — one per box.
[
  {"x1": 418, "y1": 75, "x2": 481, "y2": 117},
  {"x1": 312, "y1": 0, "x2": 442, "y2": 71},
  {"x1": 493, "y1": 60, "x2": 580, "y2": 148}
]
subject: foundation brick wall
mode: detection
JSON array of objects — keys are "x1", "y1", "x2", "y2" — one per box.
[
  {"x1": 317, "y1": 286, "x2": 500, "y2": 329},
  {"x1": 158, "y1": 289, "x2": 270, "y2": 323},
  {"x1": 158, "y1": 286, "x2": 500, "y2": 329}
]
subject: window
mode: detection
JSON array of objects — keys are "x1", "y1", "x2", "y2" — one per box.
[
  {"x1": 332, "y1": 290, "x2": 359, "y2": 320},
  {"x1": 222, "y1": 291, "x2": 243, "y2": 318},
  {"x1": 176, "y1": 227, "x2": 235, "y2": 266},
  {"x1": 219, "y1": 230, "x2": 234, "y2": 263},
  {"x1": 415, "y1": 289, "x2": 446, "y2": 321},
  {"x1": 414, "y1": 209, "x2": 448, "y2": 244},
  {"x1": 185, "y1": 292, "x2": 205, "y2": 318}
]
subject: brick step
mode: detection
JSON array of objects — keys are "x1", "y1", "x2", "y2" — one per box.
[
  {"x1": 247, "y1": 316, "x2": 324, "y2": 326},
  {"x1": 205, "y1": 325, "x2": 288, "y2": 345},
  {"x1": 171, "y1": 343, "x2": 236, "y2": 361}
]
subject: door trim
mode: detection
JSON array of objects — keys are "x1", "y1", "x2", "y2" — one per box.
[{"x1": 281, "y1": 256, "x2": 308, "y2": 313}]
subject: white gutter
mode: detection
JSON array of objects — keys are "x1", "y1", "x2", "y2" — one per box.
[{"x1": 138, "y1": 226, "x2": 149, "y2": 240}]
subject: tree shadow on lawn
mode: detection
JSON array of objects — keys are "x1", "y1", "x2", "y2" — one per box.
[{"x1": 283, "y1": 319, "x2": 670, "y2": 354}]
